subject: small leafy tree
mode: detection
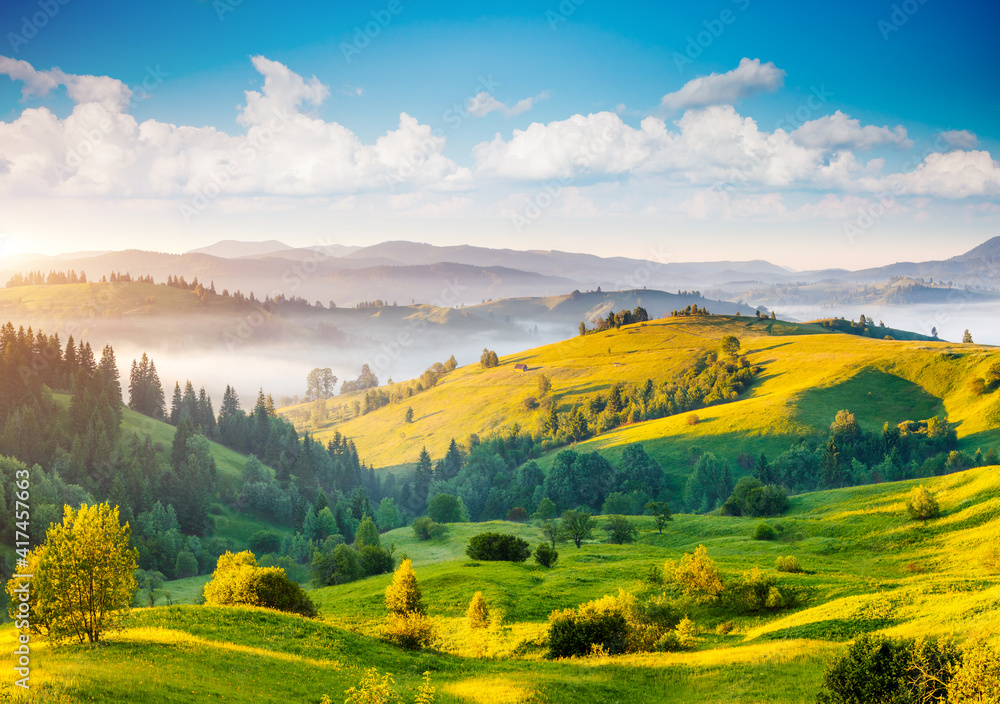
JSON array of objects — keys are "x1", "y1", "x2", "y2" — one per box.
[
  {"x1": 645, "y1": 501, "x2": 672, "y2": 533},
  {"x1": 427, "y1": 493, "x2": 467, "y2": 523},
  {"x1": 603, "y1": 515, "x2": 638, "y2": 544},
  {"x1": 404, "y1": 407, "x2": 414, "y2": 423},
  {"x1": 385, "y1": 559, "x2": 424, "y2": 615},
  {"x1": 534, "y1": 543, "x2": 559, "y2": 568},
  {"x1": 467, "y1": 591, "x2": 489, "y2": 630},
  {"x1": 541, "y1": 519, "x2": 564, "y2": 548},
  {"x1": 7, "y1": 503, "x2": 138, "y2": 643},
  {"x1": 907, "y1": 485, "x2": 940, "y2": 521},
  {"x1": 205, "y1": 551, "x2": 316, "y2": 616},
  {"x1": 720, "y1": 335, "x2": 741, "y2": 358},
  {"x1": 562, "y1": 509, "x2": 595, "y2": 548},
  {"x1": 672, "y1": 545, "x2": 724, "y2": 603},
  {"x1": 343, "y1": 668, "x2": 401, "y2": 704},
  {"x1": 963, "y1": 329, "x2": 974, "y2": 344}
]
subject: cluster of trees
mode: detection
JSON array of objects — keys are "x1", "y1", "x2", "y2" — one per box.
[
  {"x1": 578, "y1": 306, "x2": 649, "y2": 335},
  {"x1": 669, "y1": 304, "x2": 711, "y2": 316},
  {"x1": 479, "y1": 349, "x2": 499, "y2": 368},
  {"x1": 5, "y1": 269, "x2": 89, "y2": 286},
  {"x1": 540, "y1": 339, "x2": 760, "y2": 447},
  {"x1": 128, "y1": 353, "x2": 166, "y2": 419},
  {"x1": 339, "y1": 364, "x2": 380, "y2": 395},
  {"x1": 309, "y1": 515, "x2": 395, "y2": 587},
  {"x1": 305, "y1": 368, "x2": 338, "y2": 401}
]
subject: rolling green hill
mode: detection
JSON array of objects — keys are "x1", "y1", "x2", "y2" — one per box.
[
  {"x1": 3, "y1": 465, "x2": 998, "y2": 702},
  {"x1": 280, "y1": 315, "x2": 999, "y2": 482}
]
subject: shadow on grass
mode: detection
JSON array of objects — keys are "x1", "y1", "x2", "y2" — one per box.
[{"x1": 757, "y1": 617, "x2": 898, "y2": 642}]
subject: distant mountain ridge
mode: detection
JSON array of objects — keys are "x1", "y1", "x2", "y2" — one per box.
[{"x1": 3, "y1": 236, "x2": 998, "y2": 308}]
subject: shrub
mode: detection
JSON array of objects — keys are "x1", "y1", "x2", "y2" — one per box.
[
  {"x1": 248, "y1": 531, "x2": 281, "y2": 555},
  {"x1": 907, "y1": 485, "x2": 940, "y2": 520},
  {"x1": 775, "y1": 555, "x2": 803, "y2": 573},
  {"x1": 427, "y1": 493, "x2": 467, "y2": 523},
  {"x1": 411, "y1": 516, "x2": 448, "y2": 541},
  {"x1": 534, "y1": 543, "x2": 559, "y2": 568},
  {"x1": 603, "y1": 515, "x2": 639, "y2": 544},
  {"x1": 466, "y1": 533, "x2": 531, "y2": 562},
  {"x1": 547, "y1": 599, "x2": 629, "y2": 658},
  {"x1": 506, "y1": 506, "x2": 529, "y2": 522},
  {"x1": 343, "y1": 668, "x2": 401, "y2": 704},
  {"x1": 816, "y1": 634, "x2": 961, "y2": 704},
  {"x1": 686, "y1": 413, "x2": 699, "y2": 425},
  {"x1": 359, "y1": 545, "x2": 394, "y2": 578},
  {"x1": 602, "y1": 492, "x2": 639, "y2": 516},
  {"x1": 948, "y1": 639, "x2": 1000, "y2": 703},
  {"x1": 547, "y1": 590, "x2": 682, "y2": 658},
  {"x1": 467, "y1": 591, "x2": 489, "y2": 630},
  {"x1": 203, "y1": 550, "x2": 317, "y2": 617},
  {"x1": 311, "y1": 543, "x2": 360, "y2": 586},
  {"x1": 385, "y1": 610, "x2": 436, "y2": 650},
  {"x1": 728, "y1": 567, "x2": 792, "y2": 613},
  {"x1": 385, "y1": 559, "x2": 424, "y2": 615},
  {"x1": 672, "y1": 545, "x2": 724, "y2": 603},
  {"x1": 753, "y1": 523, "x2": 778, "y2": 541}
]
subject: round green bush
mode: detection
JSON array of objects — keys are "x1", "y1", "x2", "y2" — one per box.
[{"x1": 753, "y1": 522, "x2": 778, "y2": 541}]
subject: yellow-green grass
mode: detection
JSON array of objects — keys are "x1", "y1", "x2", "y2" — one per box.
[
  {"x1": 3, "y1": 467, "x2": 999, "y2": 702},
  {"x1": 279, "y1": 316, "x2": 1000, "y2": 481}
]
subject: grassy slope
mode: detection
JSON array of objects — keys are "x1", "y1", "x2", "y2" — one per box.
[
  {"x1": 3, "y1": 466, "x2": 998, "y2": 703},
  {"x1": 280, "y1": 316, "x2": 1000, "y2": 482}
]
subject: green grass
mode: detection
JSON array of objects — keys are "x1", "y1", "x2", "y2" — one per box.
[{"x1": 4, "y1": 465, "x2": 998, "y2": 702}]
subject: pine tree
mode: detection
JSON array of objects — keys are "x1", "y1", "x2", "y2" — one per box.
[
  {"x1": 169, "y1": 382, "x2": 183, "y2": 425},
  {"x1": 385, "y1": 559, "x2": 424, "y2": 615},
  {"x1": 414, "y1": 447, "x2": 433, "y2": 506}
]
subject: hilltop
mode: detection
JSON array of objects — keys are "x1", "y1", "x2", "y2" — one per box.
[{"x1": 279, "y1": 314, "x2": 991, "y2": 483}]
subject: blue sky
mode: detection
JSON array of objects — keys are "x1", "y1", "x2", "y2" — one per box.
[{"x1": 0, "y1": 0, "x2": 997, "y2": 268}]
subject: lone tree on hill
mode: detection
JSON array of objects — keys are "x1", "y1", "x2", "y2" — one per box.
[
  {"x1": 963, "y1": 329, "x2": 974, "y2": 344},
  {"x1": 385, "y1": 559, "x2": 424, "y2": 615},
  {"x1": 7, "y1": 503, "x2": 138, "y2": 643},
  {"x1": 562, "y1": 509, "x2": 596, "y2": 548},
  {"x1": 720, "y1": 335, "x2": 741, "y2": 358},
  {"x1": 645, "y1": 501, "x2": 673, "y2": 534}
]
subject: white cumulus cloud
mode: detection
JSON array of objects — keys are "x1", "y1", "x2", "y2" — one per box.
[
  {"x1": 466, "y1": 90, "x2": 550, "y2": 118},
  {"x1": 792, "y1": 111, "x2": 911, "y2": 150},
  {"x1": 0, "y1": 56, "x2": 471, "y2": 199},
  {"x1": 660, "y1": 58, "x2": 785, "y2": 111}
]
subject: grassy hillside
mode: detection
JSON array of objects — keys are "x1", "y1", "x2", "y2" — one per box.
[
  {"x1": 280, "y1": 315, "x2": 999, "y2": 481},
  {"x1": 3, "y1": 465, "x2": 998, "y2": 702}
]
